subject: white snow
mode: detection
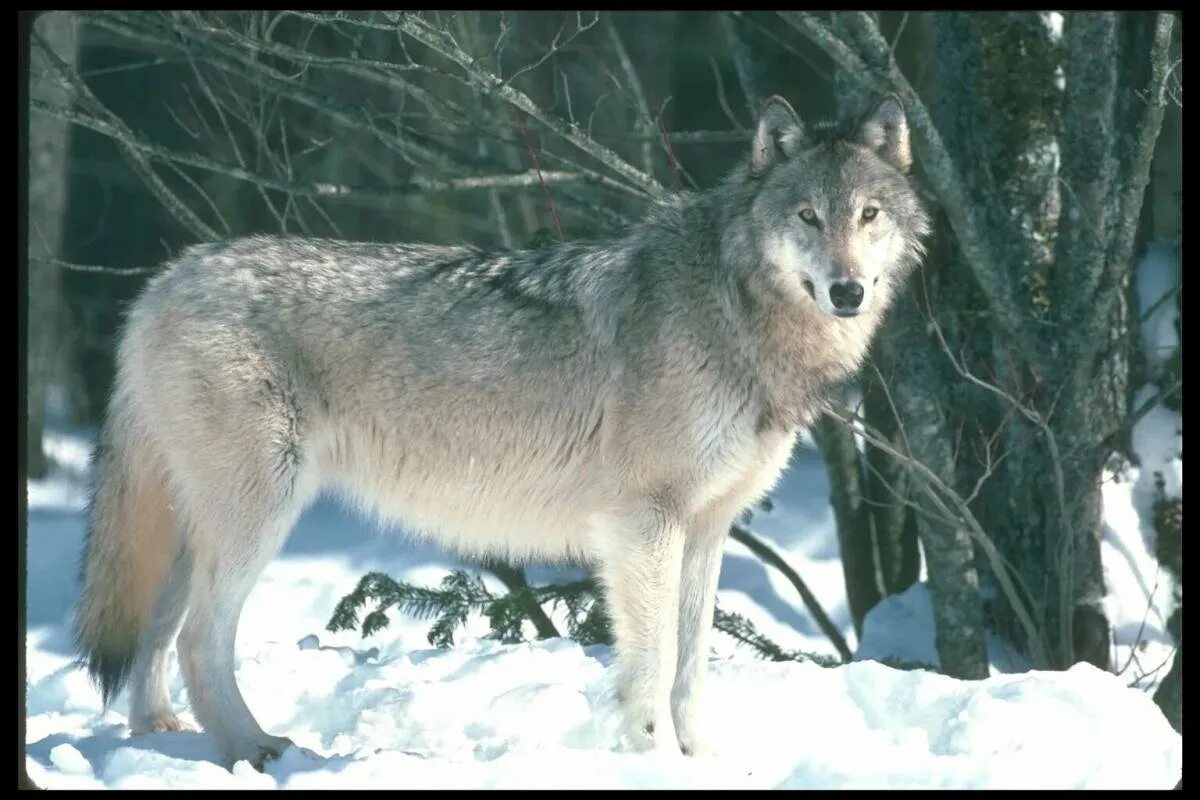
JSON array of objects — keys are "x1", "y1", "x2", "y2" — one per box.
[
  {"x1": 856, "y1": 400, "x2": 1182, "y2": 697},
  {"x1": 25, "y1": 420, "x2": 1181, "y2": 788},
  {"x1": 1136, "y1": 240, "x2": 1181, "y2": 368},
  {"x1": 857, "y1": 243, "x2": 1183, "y2": 697},
  {"x1": 1095, "y1": 241, "x2": 1183, "y2": 691},
  {"x1": 1044, "y1": 12, "x2": 1064, "y2": 43}
]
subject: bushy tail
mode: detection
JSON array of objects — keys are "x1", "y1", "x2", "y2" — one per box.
[{"x1": 74, "y1": 402, "x2": 179, "y2": 705}]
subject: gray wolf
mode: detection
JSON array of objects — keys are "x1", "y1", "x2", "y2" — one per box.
[{"x1": 73, "y1": 93, "x2": 929, "y2": 769}]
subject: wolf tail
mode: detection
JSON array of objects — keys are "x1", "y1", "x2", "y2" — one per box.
[{"x1": 73, "y1": 390, "x2": 179, "y2": 706}]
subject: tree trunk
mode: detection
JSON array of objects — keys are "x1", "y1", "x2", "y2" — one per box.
[
  {"x1": 861, "y1": 365, "x2": 921, "y2": 596},
  {"x1": 804, "y1": 12, "x2": 1171, "y2": 674},
  {"x1": 873, "y1": 11, "x2": 1172, "y2": 671},
  {"x1": 812, "y1": 414, "x2": 880, "y2": 636},
  {"x1": 27, "y1": 11, "x2": 80, "y2": 478},
  {"x1": 887, "y1": 286, "x2": 990, "y2": 679},
  {"x1": 1154, "y1": 609, "x2": 1182, "y2": 733}
]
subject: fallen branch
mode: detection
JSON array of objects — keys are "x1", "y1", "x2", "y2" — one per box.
[{"x1": 730, "y1": 524, "x2": 854, "y2": 663}]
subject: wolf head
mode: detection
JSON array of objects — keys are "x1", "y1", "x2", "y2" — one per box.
[{"x1": 742, "y1": 94, "x2": 930, "y2": 319}]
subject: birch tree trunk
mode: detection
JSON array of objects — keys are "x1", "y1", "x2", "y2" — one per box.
[{"x1": 27, "y1": 11, "x2": 80, "y2": 478}]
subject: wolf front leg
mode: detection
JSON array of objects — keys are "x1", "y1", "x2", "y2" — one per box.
[
  {"x1": 671, "y1": 512, "x2": 729, "y2": 757},
  {"x1": 596, "y1": 508, "x2": 687, "y2": 753}
]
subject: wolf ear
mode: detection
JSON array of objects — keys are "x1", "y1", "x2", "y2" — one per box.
[
  {"x1": 857, "y1": 94, "x2": 911, "y2": 172},
  {"x1": 751, "y1": 96, "x2": 805, "y2": 177}
]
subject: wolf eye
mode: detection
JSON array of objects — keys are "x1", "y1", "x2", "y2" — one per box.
[
  {"x1": 799, "y1": 208, "x2": 819, "y2": 226},
  {"x1": 861, "y1": 206, "x2": 879, "y2": 222}
]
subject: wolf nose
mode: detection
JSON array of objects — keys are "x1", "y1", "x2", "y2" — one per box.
[{"x1": 829, "y1": 280, "x2": 864, "y2": 310}]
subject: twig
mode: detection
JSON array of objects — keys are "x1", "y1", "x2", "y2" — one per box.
[
  {"x1": 718, "y1": 12, "x2": 760, "y2": 122},
  {"x1": 502, "y1": 11, "x2": 599, "y2": 89},
  {"x1": 889, "y1": 12, "x2": 910, "y2": 55},
  {"x1": 1124, "y1": 381, "x2": 1182, "y2": 436},
  {"x1": 29, "y1": 255, "x2": 158, "y2": 277},
  {"x1": 1115, "y1": 568, "x2": 1161, "y2": 678},
  {"x1": 603, "y1": 15, "x2": 655, "y2": 177},
  {"x1": 90, "y1": 12, "x2": 457, "y2": 171},
  {"x1": 1127, "y1": 644, "x2": 1178, "y2": 691},
  {"x1": 1139, "y1": 282, "x2": 1181, "y2": 324},
  {"x1": 515, "y1": 114, "x2": 564, "y2": 239},
  {"x1": 826, "y1": 404, "x2": 1048, "y2": 667},
  {"x1": 651, "y1": 96, "x2": 697, "y2": 190},
  {"x1": 709, "y1": 56, "x2": 747, "y2": 132},
  {"x1": 36, "y1": 102, "x2": 606, "y2": 202},
  {"x1": 728, "y1": 11, "x2": 832, "y2": 83}
]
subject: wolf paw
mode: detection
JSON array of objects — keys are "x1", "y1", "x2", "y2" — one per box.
[
  {"x1": 624, "y1": 716, "x2": 683, "y2": 756},
  {"x1": 677, "y1": 730, "x2": 714, "y2": 758},
  {"x1": 130, "y1": 714, "x2": 194, "y2": 734},
  {"x1": 152, "y1": 715, "x2": 195, "y2": 733},
  {"x1": 673, "y1": 703, "x2": 715, "y2": 758}
]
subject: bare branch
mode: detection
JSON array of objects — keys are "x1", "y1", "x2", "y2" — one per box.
[
  {"x1": 728, "y1": 11, "x2": 832, "y2": 83},
  {"x1": 32, "y1": 30, "x2": 220, "y2": 242},
  {"x1": 729, "y1": 525, "x2": 853, "y2": 663},
  {"x1": 33, "y1": 100, "x2": 609, "y2": 202},
  {"x1": 708, "y1": 56, "x2": 747, "y2": 133},
  {"x1": 219, "y1": 17, "x2": 467, "y2": 123},
  {"x1": 396, "y1": 12, "x2": 663, "y2": 197},
  {"x1": 515, "y1": 114, "x2": 564, "y2": 239},
  {"x1": 827, "y1": 404, "x2": 1048, "y2": 667},
  {"x1": 502, "y1": 11, "x2": 599, "y2": 89},
  {"x1": 718, "y1": 12, "x2": 760, "y2": 121},
  {"x1": 29, "y1": 255, "x2": 158, "y2": 277},
  {"x1": 162, "y1": 160, "x2": 233, "y2": 237},
  {"x1": 652, "y1": 96, "x2": 698, "y2": 190},
  {"x1": 603, "y1": 15, "x2": 655, "y2": 176},
  {"x1": 88, "y1": 13, "x2": 460, "y2": 172},
  {"x1": 1115, "y1": 567, "x2": 1162, "y2": 678},
  {"x1": 916, "y1": 275, "x2": 1075, "y2": 642},
  {"x1": 889, "y1": 12, "x2": 910, "y2": 55},
  {"x1": 1115, "y1": 379, "x2": 1182, "y2": 444},
  {"x1": 1139, "y1": 281, "x2": 1181, "y2": 324}
]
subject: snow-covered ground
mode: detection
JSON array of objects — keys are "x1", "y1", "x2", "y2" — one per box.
[
  {"x1": 23, "y1": 241, "x2": 1181, "y2": 789},
  {"x1": 24, "y1": 426, "x2": 1181, "y2": 789}
]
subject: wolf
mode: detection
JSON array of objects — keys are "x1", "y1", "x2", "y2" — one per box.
[{"x1": 73, "y1": 93, "x2": 929, "y2": 769}]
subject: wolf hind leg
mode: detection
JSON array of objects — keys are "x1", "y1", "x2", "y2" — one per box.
[
  {"x1": 163, "y1": 401, "x2": 316, "y2": 771},
  {"x1": 128, "y1": 545, "x2": 195, "y2": 733},
  {"x1": 174, "y1": 488, "x2": 308, "y2": 770}
]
